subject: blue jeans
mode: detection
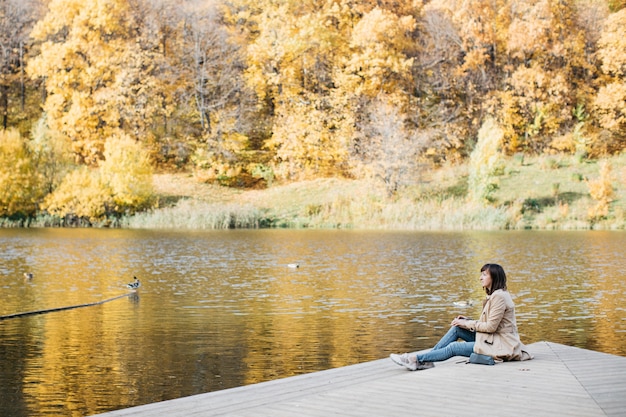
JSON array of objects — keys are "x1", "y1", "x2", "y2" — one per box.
[{"x1": 417, "y1": 326, "x2": 475, "y2": 363}]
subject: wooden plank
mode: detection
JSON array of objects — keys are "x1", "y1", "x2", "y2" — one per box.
[{"x1": 92, "y1": 342, "x2": 626, "y2": 417}]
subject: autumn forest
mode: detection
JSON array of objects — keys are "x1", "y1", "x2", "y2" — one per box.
[{"x1": 1, "y1": 0, "x2": 625, "y2": 227}]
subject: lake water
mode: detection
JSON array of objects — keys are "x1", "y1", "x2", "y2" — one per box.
[{"x1": 1, "y1": 229, "x2": 625, "y2": 416}]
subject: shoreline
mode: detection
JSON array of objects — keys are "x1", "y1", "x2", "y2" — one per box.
[{"x1": 3, "y1": 154, "x2": 626, "y2": 231}]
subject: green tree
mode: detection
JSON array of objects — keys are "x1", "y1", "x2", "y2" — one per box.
[
  {"x1": 468, "y1": 117, "x2": 504, "y2": 204},
  {"x1": 29, "y1": 116, "x2": 75, "y2": 195}
]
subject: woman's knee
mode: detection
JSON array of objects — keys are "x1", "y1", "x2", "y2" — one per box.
[{"x1": 449, "y1": 341, "x2": 472, "y2": 356}]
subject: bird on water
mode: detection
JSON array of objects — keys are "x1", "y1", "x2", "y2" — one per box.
[
  {"x1": 127, "y1": 276, "x2": 141, "y2": 290},
  {"x1": 453, "y1": 300, "x2": 474, "y2": 307},
  {"x1": 23, "y1": 272, "x2": 34, "y2": 280}
]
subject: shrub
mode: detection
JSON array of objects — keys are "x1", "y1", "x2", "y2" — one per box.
[
  {"x1": 42, "y1": 134, "x2": 154, "y2": 222},
  {"x1": 468, "y1": 117, "x2": 505, "y2": 204},
  {"x1": 586, "y1": 161, "x2": 615, "y2": 220},
  {"x1": 42, "y1": 166, "x2": 110, "y2": 221},
  {"x1": 29, "y1": 116, "x2": 75, "y2": 194},
  {"x1": 100, "y1": 134, "x2": 154, "y2": 213}
]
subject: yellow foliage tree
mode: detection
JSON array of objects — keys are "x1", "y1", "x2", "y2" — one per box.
[
  {"x1": 437, "y1": 0, "x2": 506, "y2": 92},
  {"x1": 42, "y1": 133, "x2": 153, "y2": 221},
  {"x1": 28, "y1": 0, "x2": 168, "y2": 165},
  {"x1": 100, "y1": 134, "x2": 154, "y2": 212},
  {"x1": 191, "y1": 110, "x2": 251, "y2": 184},
  {"x1": 243, "y1": 0, "x2": 356, "y2": 179},
  {"x1": 267, "y1": 95, "x2": 350, "y2": 179},
  {"x1": 334, "y1": 6, "x2": 418, "y2": 179},
  {"x1": 498, "y1": 64, "x2": 571, "y2": 152},
  {"x1": 593, "y1": 83, "x2": 626, "y2": 139},
  {"x1": 0, "y1": 128, "x2": 43, "y2": 217},
  {"x1": 592, "y1": 8, "x2": 626, "y2": 153},
  {"x1": 492, "y1": 0, "x2": 586, "y2": 153},
  {"x1": 596, "y1": 9, "x2": 626, "y2": 78},
  {"x1": 42, "y1": 166, "x2": 110, "y2": 221},
  {"x1": 336, "y1": 7, "x2": 416, "y2": 97}
]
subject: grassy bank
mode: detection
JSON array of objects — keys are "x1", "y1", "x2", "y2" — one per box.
[{"x1": 121, "y1": 154, "x2": 626, "y2": 231}]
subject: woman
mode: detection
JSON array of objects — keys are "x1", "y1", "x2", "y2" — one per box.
[{"x1": 390, "y1": 263, "x2": 532, "y2": 371}]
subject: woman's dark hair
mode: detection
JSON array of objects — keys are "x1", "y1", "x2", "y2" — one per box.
[{"x1": 481, "y1": 263, "x2": 507, "y2": 295}]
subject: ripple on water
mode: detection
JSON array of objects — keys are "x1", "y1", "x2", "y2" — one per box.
[{"x1": 1, "y1": 229, "x2": 626, "y2": 417}]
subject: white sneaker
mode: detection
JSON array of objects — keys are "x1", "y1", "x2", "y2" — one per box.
[
  {"x1": 390, "y1": 353, "x2": 418, "y2": 371},
  {"x1": 390, "y1": 353, "x2": 435, "y2": 371}
]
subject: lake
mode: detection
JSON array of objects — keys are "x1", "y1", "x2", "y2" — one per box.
[{"x1": 1, "y1": 229, "x2": 625, "y2": 416}]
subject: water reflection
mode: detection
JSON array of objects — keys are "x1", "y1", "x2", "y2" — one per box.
[{"x1": 0, "y1": 229, "x2": 625, "y2": 416}]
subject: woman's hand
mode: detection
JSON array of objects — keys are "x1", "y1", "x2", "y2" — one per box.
[{"x1": 451, "y1": 316, "x2": 467, "y2": 327}]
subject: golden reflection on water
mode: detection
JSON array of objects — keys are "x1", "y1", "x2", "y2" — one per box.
[{"x1": 1, "y1": 229, "x2": 625, "y2": 417}]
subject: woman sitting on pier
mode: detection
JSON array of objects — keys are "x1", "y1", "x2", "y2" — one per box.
[{"x1": 390, "y1": 263, "x2": 532, "y2": 371}]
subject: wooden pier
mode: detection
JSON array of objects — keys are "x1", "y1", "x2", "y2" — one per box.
[{"x1": 93, "y1": 341, "x2": 626, "y2": 416}]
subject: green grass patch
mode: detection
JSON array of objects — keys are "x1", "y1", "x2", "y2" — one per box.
[{"x1": 123, "y1": 154, "x2": 626, "y2": 230}]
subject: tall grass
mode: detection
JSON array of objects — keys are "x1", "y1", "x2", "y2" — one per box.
[
  {"x1": 303, "y1": 195, "x2": 512, "y2": 230},
  {"x1": 10, "y1": 154, "x2": 622, "y2": 231},
  {"x1": 124, "y1": 179, "x2": 513, "y2": 230},
  {"x1": 122, "y1": 154, "x2": 626, "y2": 230},
  {"x1": 122, "y1": 199, "x2": 267, "y2": 229}
]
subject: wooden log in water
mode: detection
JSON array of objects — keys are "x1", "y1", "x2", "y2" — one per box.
[{"x1": 0, "y1": 292, "x2": 134, "y2": 320}]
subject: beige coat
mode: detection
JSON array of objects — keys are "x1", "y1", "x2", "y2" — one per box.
[{"x1": 464, "y1": 289, "x2": 532, "y2": 361}]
